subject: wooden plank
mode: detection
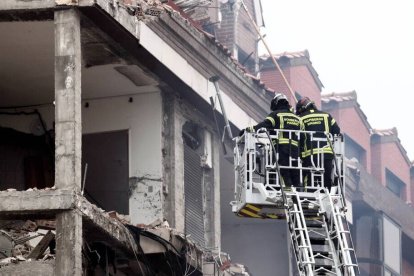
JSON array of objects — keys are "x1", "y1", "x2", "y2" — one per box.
[{"x1": 27, "y1": 230, "x2": 55, "y2": 260}]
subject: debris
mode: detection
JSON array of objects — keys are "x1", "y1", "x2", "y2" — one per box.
[
  {"x1": 12, "y1": 244, "x2": 30, "y2": 257},
  {"x1": 35, "y1": 220, "x2": 56, "y2": 230},
  {"x1": 161, "y1": 219, "x2": 170, "y2": 228},
  {"x1": 148, "y1": 218, "x2": 163, "y2": 228},
  {"x1": 21, "y1": 220, "x2": 37, "y2": 232},
  {"x1": 41, "y1": 253, "x2": 55, "y2": 261},
  {"x1": 27, "y1": 231, "x2": 55, "y2": 260},
  {"x1": 0, "y1": 257, "x2": 18, "y2": 265},
  {"x1": 15, "y1": 255, "x2": 26, "y2": 261},
  {"x1": 106, "y1": 211, "x2": 131, "y2": 224}
]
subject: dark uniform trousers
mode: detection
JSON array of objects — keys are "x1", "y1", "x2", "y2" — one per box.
[{"x1": 303, "y1": 154, "x2": 334, "y2": 190}]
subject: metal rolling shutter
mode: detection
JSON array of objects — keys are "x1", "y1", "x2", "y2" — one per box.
[{"x1": 184, "y1": 144, "x2": 205, "y2": 246}]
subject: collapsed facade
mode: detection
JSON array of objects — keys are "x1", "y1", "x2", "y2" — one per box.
[{"x1": 0, "y1": 0, "x2": 268, "y2": 275}]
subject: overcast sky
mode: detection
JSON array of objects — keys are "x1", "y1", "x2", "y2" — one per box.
[{"x1": 259, "y1": 0, "x2": 414, "y2": 161}]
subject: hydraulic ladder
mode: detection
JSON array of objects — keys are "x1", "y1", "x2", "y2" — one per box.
[{"x1": 232, "y1": 130, "x2": 359, "y2": 275}]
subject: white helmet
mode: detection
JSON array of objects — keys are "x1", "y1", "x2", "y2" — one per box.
[{"x1": 270, "y1": 93, "x2": 288, "y2": 111}]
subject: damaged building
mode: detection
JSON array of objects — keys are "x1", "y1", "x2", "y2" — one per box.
[
  {"x1": 2, "y1": 0, "x2": 413, "y2": 275},
  {"x1": 0, "y1": 0, "x2": 269, "y2": 275}
]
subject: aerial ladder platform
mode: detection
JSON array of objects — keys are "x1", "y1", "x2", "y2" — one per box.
[{"x1": 231, "y1": 129, "x2": 359, "y2": 276}]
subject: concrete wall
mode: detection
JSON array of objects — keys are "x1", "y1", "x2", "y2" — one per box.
[
  {"x1": 162, "y1": 92, "x2": 221, "y2": 247},
  {"x1": 82, "y1": 92, "x2": 163, "y2": 224}
]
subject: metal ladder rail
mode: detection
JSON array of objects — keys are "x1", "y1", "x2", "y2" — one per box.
[
  {"x1": 299, "y1": 194, "x2": 340, "y2": 276},
  {"x1": 315, "y1": 199, "x2": 342, "y2": 276},
  {"x1": 331, "y1": 204, "x2": 359, "y2": 275},
  {"x1": 234, "y1": 136, "x2": 244, "y2": 204},
  {"x1": 287, "y1": 193, "x2": 316, "y2": 275},
  {"x1": 323, "y1": 194, "x2": 359, "y2": 276}
]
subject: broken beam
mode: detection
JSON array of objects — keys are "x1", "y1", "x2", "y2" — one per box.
[{"x1": 0, "y1": 189, "x2": 74, "y2": 217}]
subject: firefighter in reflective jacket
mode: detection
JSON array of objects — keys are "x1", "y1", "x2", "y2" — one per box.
[
  {"x1": 295, "y1": 97, "x2": 341, "y2": 191},
  {"x1": 240, "y1": 93, "x2": 302, "y2": 188}
]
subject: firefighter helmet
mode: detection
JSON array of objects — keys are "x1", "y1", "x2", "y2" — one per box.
[
  {"x1": 270, "y1": 93, "x2": 288, "y2": 111},
  {"x1": 296, "y1": 97, "x2": 315, "y2": 114}
]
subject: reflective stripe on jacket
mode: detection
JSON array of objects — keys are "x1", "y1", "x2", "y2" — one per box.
[{"x1": 299, "y1": 109, "x2": 340, "y2": 158}]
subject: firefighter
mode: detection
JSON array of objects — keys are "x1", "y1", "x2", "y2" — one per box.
[
  {"x1": 295, "y1": 97, "x2": 341, "y2": 191},
  {"x1": 239, "y1": 93, "x2": 301, "y2": 188}
]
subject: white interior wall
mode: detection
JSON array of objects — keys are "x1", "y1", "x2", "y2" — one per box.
[
  {"x1": 82, "y1": 92, "x2": 163, "y2": 224},
  {"x1": 1, "y1": 91, "x2": 163, "y2": 224}
]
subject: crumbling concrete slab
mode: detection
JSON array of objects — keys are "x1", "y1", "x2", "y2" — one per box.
[
  {"x1": 0, "y1": 260, "x2": 54, "y2": 276},
  {"x1": 0, "y1": 189, "x2": 74, "y2": 217},
  {"x1": 76, "y1": 195, "x2": 138, "y2": 255},
  {"x1": 0, "y1": 0, "x2": 93, "y2": 10}
]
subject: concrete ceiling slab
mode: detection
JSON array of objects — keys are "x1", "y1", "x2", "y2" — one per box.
[{"x1": 0, "y1": 20, "x2": 159, "y2": 108}]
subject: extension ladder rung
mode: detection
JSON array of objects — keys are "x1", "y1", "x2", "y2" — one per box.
[{"x1": 294, "y1": 227, "x2": 306, "y2": 231}]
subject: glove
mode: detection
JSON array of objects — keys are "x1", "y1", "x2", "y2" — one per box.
[{"x1": 239, "y1": 127, "x2": 254, "y2": 136}]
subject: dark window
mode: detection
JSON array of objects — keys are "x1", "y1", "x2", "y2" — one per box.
[
  {"x1": 385, "y1": 169, "x2": 405, "y2": 199},
  {"x1": 344, "y1": 135, "x2": 366, "y2": 166}
]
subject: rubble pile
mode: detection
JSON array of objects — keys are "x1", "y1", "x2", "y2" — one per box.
[{"x1": 0, "y1": 220, "x2": 56, "y2": 268}]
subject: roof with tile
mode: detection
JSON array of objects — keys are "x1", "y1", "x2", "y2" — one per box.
[
  {"x1": 321, "y1": 90, "x2": 372, "y2": 131},
  {"x1": 371, "y1": 127, "x2": 411, "y2": 165},
  {"x1": 259, "y1": 50, "x2": 323, "y2": 90},
  {"x1": 161, "y1": 0, "x2": 276, "y2": 98}
]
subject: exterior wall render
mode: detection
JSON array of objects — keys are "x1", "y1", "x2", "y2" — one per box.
[
  {"x1": 332, "y1": 106, "x2": 371, "y2": 172},
  {"x1": 139, "y1": 22, "x2": 255, "y2": 130}
]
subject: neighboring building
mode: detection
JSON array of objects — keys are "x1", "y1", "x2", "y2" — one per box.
[
  {"x1": 260, "y1": 50, "x2": 323, "y2": 106},
  {"x1": 212, "y1": 0, "x2": 263, "y2": 74},
  {"x1": 323, "y1": 93, "x2": 414, "y2": 276},
  {"x1": 256, "y1": 51, "x2": 414, "y2": 276}
]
